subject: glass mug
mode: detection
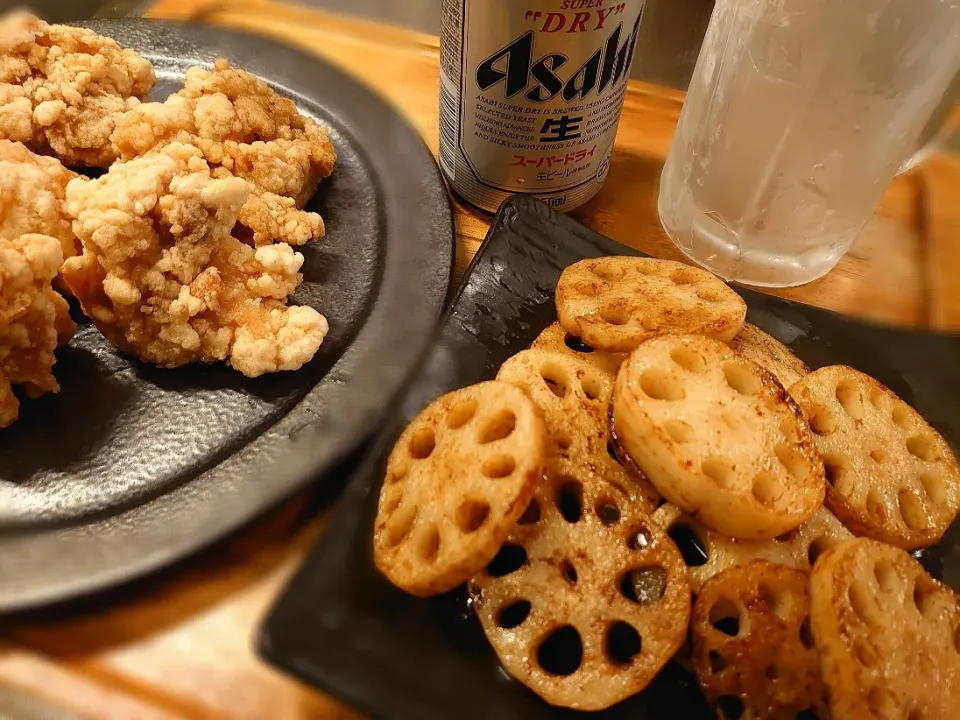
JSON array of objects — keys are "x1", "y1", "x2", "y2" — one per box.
[{"x1": 658, "y1": 0, "x2": 960, "y2": 287}]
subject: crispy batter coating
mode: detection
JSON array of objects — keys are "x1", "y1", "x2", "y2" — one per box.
[
  {"x1": 0, "y1": 12, "x2": 155, "y2": 167},
  {"x1": 112, "y1": 59, "x2": 336, "y2": 246},
  {"x1": 62, "y1": 142, "x2": 328, "y2": 377},
  {"x1": 0, "y1": 232, "x2": 75, "y2": 427},
  {"x1": 0, "y1": 139, "x2": 79, "y2": 263}
]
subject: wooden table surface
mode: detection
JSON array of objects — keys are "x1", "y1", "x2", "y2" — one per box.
[{"x1": 2, "y1": 1, "x2": 959, "y2": 718}]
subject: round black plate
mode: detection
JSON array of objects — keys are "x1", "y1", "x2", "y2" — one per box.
[{"x1": 0, "y1": 20, "x2": 454, "y2": 611}]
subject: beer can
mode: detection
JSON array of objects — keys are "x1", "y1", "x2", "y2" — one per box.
[{"x1": 439, "y1": 0, "x2": 647, "y2": 213}]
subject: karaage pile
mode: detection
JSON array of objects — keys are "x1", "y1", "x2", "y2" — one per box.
[
  {"x1": 0, "y1": 139, "x2": 79, "y2": 263},
  {"x1": 112, "y1": 59, "x2": 336, "y2": 246},
  {"x1": 63, "y1": 143, "x2": 329, "y2": 377},
  {"x1": 0, "y1": 12, "x2": 155, "y2": 167},
  {"x1": 0, "y1": 17, "x2": 336, "y2": 424},
  {"x1": 0, "y1": 232, "x2": 74, "y2": 427}
]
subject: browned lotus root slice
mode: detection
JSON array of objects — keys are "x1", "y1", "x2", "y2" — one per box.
[
  {"x1": 373, "y1": 381, "x2": 547, "y2": 597},
  {"x1": 555, "y1": 257, "x2": 746, "y2": 353},
  {"x1": 652, "y1": 503, "x2": 852, "y2": 593},
  {"x1": 497, "y1": 348, "x2": 659, "y2": 511},
  {"x1": 531, "y1": 322, "x2": 626, "y2": 377},
  {"x1": 791, "y1": 366, "x2": 960, "y2": 549},
  {"x1": 692, "y1": 561, "x2": 828, "y2": 720},
  {"x1": 810, "y1": 538, "x2": 960, "y2": 719},
  {"x1": 730, "y1": 323, "x2": 810, "y2": 390},
  {"x1": 613, "y1": 335, "x2": 825, "y2": 540},
  {"x1": 470, "y1": 470, "x2": 691, "y2": 710}
]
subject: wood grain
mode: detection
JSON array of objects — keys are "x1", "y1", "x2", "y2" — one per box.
[{"x1": 1, "y1": 3, "x2": 957, "y2": 720}]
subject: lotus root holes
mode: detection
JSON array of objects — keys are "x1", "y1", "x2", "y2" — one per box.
[
  {"x1": 563, "y1": 333, "x2": 594, "y2": 353},
  {"x1": 764, "y1": 664, "x2": 779, "y2": 680},
  {"x1": 753, "y1": 472, "x2": 783, "y2": 505},
  {"x1": 599, "y1": 302, "x2": 632, "y2": 327},
  {"x1": 717, "y1": 696, "x2": 744, "y2": 720},
  {"x1": 537, "y1": 626, "x2": 583, "y2": 676},
  {"x1": 595, "y1": 496, "x2": 620, "y2": 526},
  {"x1": 487, "y1": 544, "x2": 526, "y2": 577},
  {"x1": 697, "y1": 286, "x2": 722, "y2": 302},
  {"x1": 870, "y1": 448, "x2": 887, "y2": 464},
  {"x1": 709, "y1": 650, "x2": 727, "y2": 673},
  {"x1": 628, "y1": 525, "x2": 653, "y2": 551},
  {"x1": 702, "y1": 456, "x2": 735, "y2": 486},
  {"x1": 867, "y1": 687, "x2": 900, "y2": 720},
  {"x1": 873, "y1": 559, "x2": 899, "y2": 594},
  {"x1": 709, "y1": 598, "x2": 745, "y2": 637},
  {"x1": 668, "y1": 524, "x2": 709, "y2": 566},
  {"x1": 848, "y1": 580, "x2": 883, "y2": 627},
  {"x1": 867, "y1": 489, "x2": 886, "y2": 522},
  {"x1": 561, "y1": 560, "x2": 578, "y2": 585},
  {"x1": 384, "y1": 505, "x2": 417, "y2": 548},
  {"x1": 605, "y1": 622, "x2": 642, "y2": 665},
  {"x1": 856, "y1": 640, "x2": 880, "y2": 668},
  {"x1": 796, "y1": 710, "x2": 821, "y2": 720},
  {"x1": 409, "y1": 427, "x2": 436, "y2": 459},
  {"x1": 620, "y1": 566, "x2": 666, "y2": 606},
  {"x1": 912, "y1": 578, "x2": 940, "y2": 619},
  {"x1": 540, "y1": 361, "x2": 570, "y2": 398},
  {"x1": 835, "y1": 379, "x2": 864, "y2": 420},
  {"x1": 591, "y1": 261, "x2": 625, "y2": 281},
  {"x1": 478, "y1": 409, "x2": 516, "y2": 444},
  {"x1": 670, "y1": 345, "x2": 707, "y2": 373},
  {"x1": 555, "y1": 428, "x2": 573, "y2": 451},
  {"x1": 759, "y1": 582, "x2": 793, "y2": 620},
  {"x1": 447, "y1": 397, "x2": 478, "y2": 429},
  {"x1": 869, "y1": 387, "x2": 889, "y2": 411},
  {"x1": 482, "y1": 454, "x2": 517, "y2": 479},
  {"x1": 457, "y1": 499, "x2": 491, "y2": 534},
  {"x1": 906, "y1": 434, "x2": 938, "y2": 462},
  {"x1": 579, "y1": 372, "x2": 604, "y2": 401},
  {"x1": 636, "y1": 261, "x2": 658, "y2": 275},
  {"x1": 723, "y1": 363, "x2": 762, "y2": 396},
  {"x1": 807, "y1": 536, "x2": 831, "y2": 566},
  {"x1": 418, "y1": 525, "x2": 441, "y2": 561},
  {"x1": 799, "y1": 617, "x2": 815, "y2": 649},
  {"x1": 774, "y1": 444, "x2": 808, "y2": 481},
  {"x1": 954, "y1": 626, "x2": 960, "y2": 655},
  {"x1": 809, "y1": 404, "x2": 838, "y2": 435},
  {"x1": 664, "y1": 419, "x2": 694, "y2": 443},
  {"x1": 919, "y1": 472, "x2": 948, "y2": 509},
  {"x1": 898, "y1": 489, "x2": 927, "y2": 531},
  {"x1": 519, "y1": 498, "x2": 541, "y2": 525},
  {"x1": 497, "y1": 600, "x2": 532, "y2": 629},
  {"x1": 556, "y1": 480, "x2": 583, "y2": 523},
  {"x1": 670, "y1": 268, "x2": 699, "y2": 285},
  {"x1": 892, "y1": 403, "x2": 913, "y2": 431},
  {"x1": 381, "y1": 488, "x2": 403, "y2": 517},
  {"x1": 823, "y1": 452, "x2": 853, "y2": 496}
]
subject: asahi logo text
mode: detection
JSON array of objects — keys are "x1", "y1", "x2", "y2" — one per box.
[{"x1": 475, "y1": 13, "x2": 641, "y2": 103}]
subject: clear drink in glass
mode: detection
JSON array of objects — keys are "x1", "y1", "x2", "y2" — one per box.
[{"x1": 658, "y1": 0, "x2": 960, "y2": 287}]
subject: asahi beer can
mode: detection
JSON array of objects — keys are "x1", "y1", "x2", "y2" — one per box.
[{"x1": 439, "y1": 0, "x2": 647, "y2": 213}]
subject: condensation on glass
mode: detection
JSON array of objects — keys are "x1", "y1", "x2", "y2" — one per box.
[{"x1": 659, "y1": 0, "x2": 960, "y2": 287}]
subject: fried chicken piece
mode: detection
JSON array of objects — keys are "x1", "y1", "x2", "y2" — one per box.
[
  {"x1": 0, "y1": 139, "x2": 79, "y2": 263},
  {"x1": 0, "y1": 232, "x2": 75, "y2": 427},
  {"x1": 112, "y1": 59, "x2": 336, "y2": 246},
  {"x1": 0, "y1": 12, "x2": 155, "y2": 167},
  {"x1": 62, "y1": 142, "x2": 328, "y2": 377}
]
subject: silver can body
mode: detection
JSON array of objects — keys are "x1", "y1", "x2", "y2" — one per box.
[{"x1": 439, "y1": 0, "x2": 647, "y2": 213}]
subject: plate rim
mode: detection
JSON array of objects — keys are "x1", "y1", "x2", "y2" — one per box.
[{"x1": 0, "y1": 18, "x2": 455, "y2": 612}]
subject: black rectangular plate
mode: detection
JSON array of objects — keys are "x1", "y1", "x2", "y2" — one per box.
[{"x1": 259, "y1": 196, "x2": 960, "y2": 720}]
